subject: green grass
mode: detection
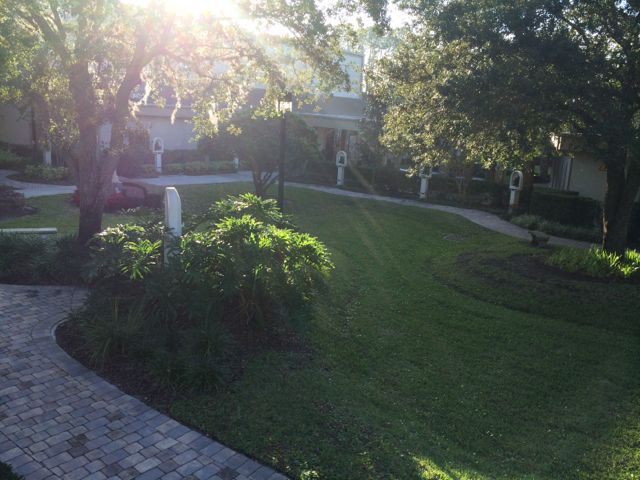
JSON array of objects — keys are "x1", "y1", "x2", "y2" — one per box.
[{"x1": 5, "y1": 184, "x2": 640, "y2": 479}]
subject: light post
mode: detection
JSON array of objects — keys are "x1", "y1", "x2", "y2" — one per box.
[{"x1": 276, "y1": 93, "x2": 293, "y2": 211}]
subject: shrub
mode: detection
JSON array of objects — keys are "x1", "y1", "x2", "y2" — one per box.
[
  {"x1": 0, "y1": 462, "x2": 23, "y2": 480},
  {"x1": 116, "y1": 124, "x2": 153, "y2": 177},
  {"x1": 511, "y1": 214, "x2": 601, "y2": 242},
  {"x1": 530, "y1": 189, "x2": 601, "y2": 227},
  {"x1": 198, "y1": 193, "x2": 294, "y2": 229},
  {"x1": 547, "y1": 246, "x2": 640, "y2": 280},
  {"x1": 163, "y1": 163, "x2": 185, "y2": 174},
  {"x1": 183, "y1": 161, "x2": 237, "y2": 175},
  {"x1": 162, "y1": 149, "x2": 205, "y2": 164},
  {"x1": 0, "y1": 149, "x2": 29, "y2": 170},
  {"x1": 140, "y1": 164, "x2": 159, "y2": 177},
  {"x1": 24, "y1": 164, "x2": 69, "y2": 181},
  {"x1": 0, "y1": 234, "x2": 87, "y2": 285},
  {"x1": 80, "y1": 197, "x2": 332, "y2": 391},
  {"x1": 0, "y1": 185, "x2": 26, "y2": 215}
]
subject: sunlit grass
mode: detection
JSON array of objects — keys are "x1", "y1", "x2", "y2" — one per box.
[{"x1": 5, "y1": 184, "x2": 639, "y2": 479}]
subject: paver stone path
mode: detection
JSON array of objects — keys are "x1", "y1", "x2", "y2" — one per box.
[{"x1": 0, "y1": 284, "x2": 286, "y2": 480}]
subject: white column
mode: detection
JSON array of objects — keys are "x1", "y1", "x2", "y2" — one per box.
[
  {"x1": 337, "y1": 165, "x2": 345, "y2": 186},
  {"x1": 155, "y1": 152, "x2": 163, "y2": 173},
  {"x1": 419, "y1": 176, "x2": 429, "y2": 199},
  {"x1": 164, "y1": 187, "x2": 182, "y2": 264}
]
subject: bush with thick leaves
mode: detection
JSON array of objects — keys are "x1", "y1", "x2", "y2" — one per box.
[{"x1": 79, "y1": 194, "x2": 333, "y2": 391}]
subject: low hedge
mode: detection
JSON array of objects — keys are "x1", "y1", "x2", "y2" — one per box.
[
  {"x1": 161, "y1": 149, "x2": 206, "y2": 164},
  {"x1": 0, "y1": 185, "x2": 26, "y2": 215},
  {"x1": 511, "y1": 214, "x2": 600, "y2": 242},
  {"x1": 530, "y1": 189, "x2": 601, "y2": 227},
  {"x1": 24, "y1": 164, "x2": 69, "y2": 181},
  {"x1": 0, "y1": 149, "x2": 30, "y2": 171}
]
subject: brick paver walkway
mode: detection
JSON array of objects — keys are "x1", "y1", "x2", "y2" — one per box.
[{"x1": 0, "y1": 284, "x2": 285, "y2": 480}]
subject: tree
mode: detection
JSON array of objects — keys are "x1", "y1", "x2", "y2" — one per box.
[
  {"x1": 215, "y1": 109, "x2": 321, "y2": 198},
  {"x1": 369, "y1": 32, "x2": 549, "y2": 201},
  {"x1": 371, "y1": 0, "x2": 640, "y2": 252},
  {"x1": 0, "y1": 0, "x2": 347, "y2": 243}
]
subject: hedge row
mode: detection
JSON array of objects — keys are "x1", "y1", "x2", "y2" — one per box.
[{"x1": 529, "y1": 189, "x2": 601, "y2": 227}]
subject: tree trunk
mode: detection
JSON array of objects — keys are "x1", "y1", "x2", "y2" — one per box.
[{"x1": 602, "y1": 158, "x2": 640, "y2": 253}]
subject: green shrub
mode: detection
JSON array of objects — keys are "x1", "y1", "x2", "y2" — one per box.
[
  {"x1": 197, "y1": 193, "x2": 294, "y2": 229},
  {"x1": 163, "y1": 163, "x2": 185, "y2": 174},
  {"x1": 24, "y1": 164, "x2": 69, "y2": 181},
  {"x1": 0, "y1": 149, "x2": 29, "y2": 170},
  {"x1": 511, "y1": 214, "x2": 601, "y2": 242},
  {"x1": 530, "y1": 189, "x2": 601, "y2": 227},
  {"x1": 0, "y1": 462, "x2": 23, "y2": 480},
  {"x1": 139, "y1": 164, "x2": 159, "y2": 177},
  {"x1": 0, "y1": 185, "x2": 26, "y2": 215},
  {"x1": 183, "y1": 161, "x2": 236, "y2": 175},
  {"x1": 81, "y1": 196, "x2": 333, "y2": 390},
  {"x1": 0, "y1": 234, "x2": 86, "y2": 284},
  {"x1": 547, "y1": 246, "x2": 640, "y2": 280},
  {"x1": 162, "y1": 149, "x2": 206, "y2": 164},
  {"x1": 116, "y1": 124, "x2": 153, "y2": 177}
]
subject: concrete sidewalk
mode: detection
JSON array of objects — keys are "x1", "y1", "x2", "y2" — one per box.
[{"x1": 0, "y1": 169, "x2": 592, "y2": 248}]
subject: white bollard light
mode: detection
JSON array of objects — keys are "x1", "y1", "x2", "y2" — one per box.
[
  {"x1": 43, "y1": 149, "x2": 52, "y2": 166},
  {"x1": 336, "y1": 150, "x2": 347, "y2": 187},
  {"x1": 233, "y1": 155, "x2": 240, "y2": 170},
  {"x1": 164, "y1": 187, "x2": 182, "y2": 264},
  {"x1": 152, "y1": 137, "x2": 164, "y2": 173},
  {"x1": 419, "y1": 166, "x2": 432, "y2": 200},
  {"x1": 509, "y1": 170, "x2": 524, "y2": 213}
]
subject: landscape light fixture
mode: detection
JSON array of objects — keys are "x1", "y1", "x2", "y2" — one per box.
[{"x1": 276, "y1": 93, "x2": 293, "y2": 211}]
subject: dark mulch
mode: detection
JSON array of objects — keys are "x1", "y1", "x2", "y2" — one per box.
[{"x1": 55, "y1": 310, "x2": 312, "y2": 416}]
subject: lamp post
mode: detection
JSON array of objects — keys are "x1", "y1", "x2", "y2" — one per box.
[{"x1": 276, "y1": 93, "x2": 293, "y2": 211}]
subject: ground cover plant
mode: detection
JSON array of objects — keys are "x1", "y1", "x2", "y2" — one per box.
[
  {"x1": 547, "y1": 246, "x2": 640, "y2": 281},
  {"x1": 511, "y1": 214, "x2": 601, "y2": 243},
  {"x1": 6, "y1": 184, "x2": 640, "y2": 479}
]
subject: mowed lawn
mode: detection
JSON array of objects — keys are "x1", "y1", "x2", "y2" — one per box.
[{"x1": 4, "y1": 184, "x2": 640, "y2": 479}]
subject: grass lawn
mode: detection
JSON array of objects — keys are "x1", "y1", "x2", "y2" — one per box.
[{"x1": 5, "y1": 184, "x2": 640, "y2": 479}]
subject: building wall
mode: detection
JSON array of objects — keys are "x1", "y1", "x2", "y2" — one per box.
[
  {"x1": 567, "y1": 153, "x2": 607, "y2": 202},
  {"x1": 0, "y1": 104, "x2": 32, "y2": 146}
]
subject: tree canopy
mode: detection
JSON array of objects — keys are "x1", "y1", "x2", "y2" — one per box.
[
  {"x1": 0, "y1": 0, "x2": 348, "y2": 241},
  {"x1": 366, "y1": 0, "x2": 640, "y2": 251}
]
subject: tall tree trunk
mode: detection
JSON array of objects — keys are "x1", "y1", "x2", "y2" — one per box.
[
  {"x1": 69, "y1": 62, "x2": 106, "y2": 244},
  {"x1": 602, "y1": 154, "x2": 640, "y2": 253}
]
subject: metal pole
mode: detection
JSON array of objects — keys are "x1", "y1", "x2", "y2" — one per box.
[{"x1": 278, "y1": 112, "x2": 287, "y2": 211}]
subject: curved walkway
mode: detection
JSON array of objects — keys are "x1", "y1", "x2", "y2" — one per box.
[
  {"x1": 0, "y1": 169, "x2": 591, "y2": 248},
  {"x1": 0, "y1": 170, "x2": 76, "y2": 198},
  {"x1": 0, "y1": 284, "x2": 285, "y2": 480},
  {"x1": 287, "y1": 183, "x2": 593, "y2": 248}
]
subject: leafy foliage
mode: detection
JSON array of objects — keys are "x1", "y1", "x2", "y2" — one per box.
[
  {"x1": 0, "y1": 0, "x2": 349, "y2": 241},
  {"x1": 23, "y1": 164, "x2": 69, "y2": 181},
  {"x1": 547, "y1": 246, "x2": 640, "y2": 281},
  {"x1": 0, "y1": 462, "x2": 23, "y2": 480},
  {"x1": 78, "y1": 194, "x2": 332, "y2": 390},
  {"x1": 214, "y1": 110, "x2": 321, "y2": 197},
  {"x1": 0, "y1": 149, "x2": 29, "y2": 170},
  {"x1": 511, "y1": 214, "x2": 600, "y2": 243},
  {"x1": 0, "y1": 234, "x2": 87, "y2": 284},
  {"x1": 370, "y1": 0, "x2": 640, "y2": 250},
  {"x1": 0, "y1": 185, "x2": 26, "y2": 215}
]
